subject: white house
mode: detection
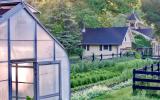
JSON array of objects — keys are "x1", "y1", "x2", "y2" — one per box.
[
  {"x1": 82, "y1": 27, "x2": 132, "y2": 58},
  {"x1": 127, "y1": 12, "x2": 160, "y2": 56}
]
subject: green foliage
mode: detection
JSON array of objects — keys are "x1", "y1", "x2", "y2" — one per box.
[
  {"x1": 71, "y1": 69, "x2": 118, "y2": 88},
  {"x1": 71, "y1": 59, "x2": 153, "y2": 88},
  {"x1": 28, "y1": 0, "x2": 142, "y2": 55},
  {"x1": 141, "y1": 0, "x2": 160, "y2": 37},
  {"x1": 26, "y1": 96, "x2": 33, "y2": 100},
  {"x1": 134, "y1": 34, "x2": 151, "y2": 47},
  {"x1": 135, "y1": 52, "x2": 142, "y2": 59},
  {"x1": 71, "y1": 57, "x2": 134, "y2": 73}
]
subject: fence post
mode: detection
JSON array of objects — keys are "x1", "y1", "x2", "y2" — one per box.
[
  {"x1": 100, "y1": 54, "x2": 103, "y2": 61},
  {"x1": 127, "y1": 52, "x2": 129, "y2": 57},
  {"x1": 112, "y1": 53, "x2": 114, "y2": 58},
  {"x1": 141, "y1": 51, "x2": 143, "y2": 59},
  {"x1": 151, "y1": 64, "x2": 153, "y2": 72},
  {"x1": 157, "y1": 63, "x2": 160, "y2": 72},
  {"x1": 133, "y1": 52, "x2": 136, "y2": 58},
  {"x1": 157, "y1": 63, "x2": 160, "y2": 79},
  {"x1": 92, "y1": 53, "x2": 95, "y2": 62},
  {"x1": 144, "y1": 66, "x2": 147, "y2": 71},
  {"x1": 151, "y1": 64, "x2": 154, "y2": 77},
  {"x1": 120, "y1": 52, "x2": 122, "y2": 58},
  {"x1": 80, "y1": 54, "x2": 83, "y2": 60},
  {"x1": 133, "y1": 69, "x2": 136, "y2": 95}
]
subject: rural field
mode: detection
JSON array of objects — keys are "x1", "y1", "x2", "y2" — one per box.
[{"x1": 1, "y1": 0, "x2": 160, "y2": 100}]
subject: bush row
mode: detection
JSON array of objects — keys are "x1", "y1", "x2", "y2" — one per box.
[
  {"x1": 71, "y1": 57, "x2": 135, "y2": 73},
  {"x1": 71, "y1": 69, "x2": 119, "y2": 88},
  {"x1": 71, "y1": 59, "x2": 153, "y2": 88}
]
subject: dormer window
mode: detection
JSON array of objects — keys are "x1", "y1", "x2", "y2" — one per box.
[
  {"x1": 130, "y1": 23, "x2": 135, "y2": 27},
  {"x1": 125, "y1": 37, "x2": 127, "y2": 41}
]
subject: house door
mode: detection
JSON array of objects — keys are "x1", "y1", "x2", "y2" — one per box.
[{"x1": 38, "y1": 61, "x2": 61, "y2": 100}]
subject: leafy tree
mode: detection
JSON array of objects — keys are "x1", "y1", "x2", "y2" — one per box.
[
  {"x1": 26, "y1": 0, "x2": 143, "y2": 55},
  {"x1": 141, "y1": 0, "x2": 160, "y2": 38}
]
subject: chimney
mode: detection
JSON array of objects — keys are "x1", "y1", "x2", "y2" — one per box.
[
  {"x1": 80, "y1": 19, "x2": 86, "y2": 33},
  {"x1": 82, "y1": 27, "x2": 86, "y2": 33}
]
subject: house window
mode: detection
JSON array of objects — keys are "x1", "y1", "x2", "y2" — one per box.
[
  {"x1": 83, "y1": 45, "x2": 86, "y2": 49},
  {"x1": 87, "y1": 45, "x2": 90, "y2": 51},
  {"x1": 109, "y1": 45, "x2": 112, "y2": 51},
  {"x1": 99, "y1": 45, "x2": 102, "y2": 51},
  {"x1": 103, "y1": 45, "x2": 108, "y2": 50},
  {"x1": 130, "y1": 23, "x2": 135, "y2": 27},
  {"x1": 125, "y1": 37, "x2": 127, "y2": 41}
]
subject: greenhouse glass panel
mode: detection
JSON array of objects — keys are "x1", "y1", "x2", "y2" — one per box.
[
  {"x1": 55, "y1": 42, "x2": 70, "y2": 100},
  {"x1": 39, "y1": 64, "x2": 59, "y2": 97},
  {"x1": 0, "y1": 63, "x2": 8, "y2": 100},
  {"x1": 0, "y1": 21, "x2": 8, "y2": 61},
  {"x1": 0, "y1": 41, "x2": 8, "y2": 61},
  {"x1": 11, "y1": 41, "x2": 34, "y2": 60},
  {"x1": 10, "y1": 9, "x2": 35, "y2": 40},
  {"x1": 0, "y1": 21, "x2": 8, "y2": 39},
  {"x1": 37, "y1": 24, "x2": 54, "y2": 61},
  {"x1": 0, "y1": 81, "x2": 8, "y2": 100}
]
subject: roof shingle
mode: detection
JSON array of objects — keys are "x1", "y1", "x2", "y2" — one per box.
[{"x1": 133, "y1": 28, "x2": 154, "y2": 39}]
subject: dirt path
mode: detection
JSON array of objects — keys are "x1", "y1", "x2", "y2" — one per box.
[{"x1": 71, "y1": 79, "x2": 132, "y2": 100}]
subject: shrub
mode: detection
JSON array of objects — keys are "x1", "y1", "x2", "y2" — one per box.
[
  {"x1": 135, "y1": 52, "x2": 142, "y2": 59},
  {"x1": 71, "y1": 57, "x2": 134, "y2": 73}
]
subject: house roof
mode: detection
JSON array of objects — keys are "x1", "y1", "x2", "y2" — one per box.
[
  {"x1": 82, "y1": 27, "x2": 129, "y2": 45},
  {"x1": 133, "y1": 28, "x2": 155, "y2": 39},
  {"x1": 127, "y1": 12, "x2": 139, "y2": 20}
]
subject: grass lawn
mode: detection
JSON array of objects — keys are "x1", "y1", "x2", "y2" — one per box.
[{"x1": 93, "y1": 86, "x2": 159, "y2": 100}]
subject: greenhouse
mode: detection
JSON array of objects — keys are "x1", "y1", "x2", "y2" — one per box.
[{"x1": 0, "y1": 1, "x2": 70, "y2": 100}]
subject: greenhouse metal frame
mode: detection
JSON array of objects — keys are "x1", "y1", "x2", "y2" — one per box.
[{"x1": 0, "y1": 1, "x2": 70, "y2": 100}]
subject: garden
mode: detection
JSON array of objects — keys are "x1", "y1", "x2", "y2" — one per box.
[{"x1": 70, "y1": 56, "x2": 157, "y2": 100}]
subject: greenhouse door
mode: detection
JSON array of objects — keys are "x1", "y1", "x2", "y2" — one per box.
[
  {"x1": 11, "y1": 61, "x2": 34, "y2": 100},
  {"x1": 38, "y1": 61, "x2": 61, "y2": 100}
]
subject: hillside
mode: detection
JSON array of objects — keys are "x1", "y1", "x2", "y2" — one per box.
[{"x1": 27, "y1": 0, "x2": 156, "y2": 55}]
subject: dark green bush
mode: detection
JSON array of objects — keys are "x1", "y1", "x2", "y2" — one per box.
[{"x1": 71, "y1": 57, "x2": 135, "y2": 73}]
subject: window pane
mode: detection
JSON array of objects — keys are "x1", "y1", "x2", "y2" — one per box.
[
  {"x1": 103, "y1": 45, "x2": 108, "y2": 50},
  {"x1": 55, "y1": 43, "x2": 70, "y2": 100},
  {"x1": 87, "y1": 45, "x2": 90, "y2": 51},
  {"x1": 99, "y1": 45, "x2": 102, "y2": 51},
  {"x1": 39, "y1": 64, "x2": 59, "y2": 96},
  {"x1": 0, "y1": 81, "x2": 8, "y2": 100},
  {"x1": 0, "y1": 21, "x2": 7, "y2": 40},
  {"x1": 12, "y1": 67, "x2": 33, "y2": 83},
  {"x1": 10, "y1": 9, "x2": 35, "y2": 40},
  {"x1": 18, "y1": 83, "x2": 34, "y2": 98},
  {"x1": 0, "y1": 40, "x2": 8, "y2": 61},
  {"x1": 11, "y1": 41, "x2": 34, "y2": 60},
  {"x1": 37, "y1": 41, "x2": 54, "y2": 61},
  {"x1": 37, "y1": 24, "x2": 52, "y2": 40},
  {"x1": 109, "y1": 45, "x2": 112, "y2": 51},
  {"x1": 0, "y1": 63, "x2": 8, "y2": 80}
]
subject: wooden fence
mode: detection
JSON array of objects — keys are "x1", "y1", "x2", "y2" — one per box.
[
  {"x1": 133, "y1": 63, "x2": 160, "y2": 92},
  {"x1": 80, "y1": 52, "x2": 136, "y2": 61}
]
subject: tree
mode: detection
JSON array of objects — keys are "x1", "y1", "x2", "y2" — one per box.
[{"x1": 141, "y1": 0, "x2": 160, "y2": 38}]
